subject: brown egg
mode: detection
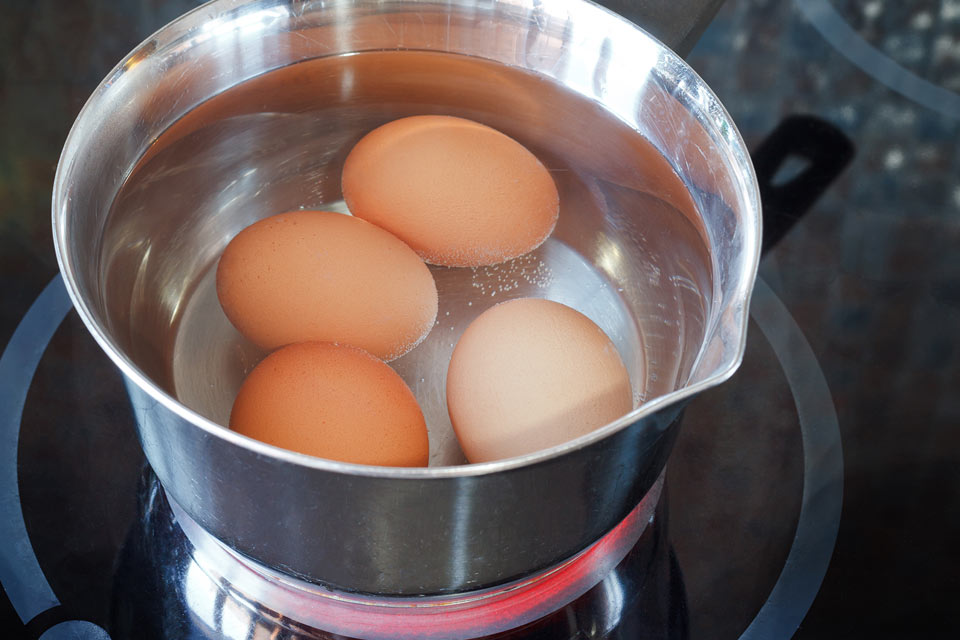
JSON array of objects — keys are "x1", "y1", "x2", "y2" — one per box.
[
  {"x1": 216, "y1": 210, "x2": 437, "y2": 360},
  {"x1": 230, "y1": 342, "x2": 429, "y2": 466},
  {"x1": 446, "y1": 298, "x2": 632, "y2": 463},
  {"x1": 341, "y1": 115, "x2": 559, "y2": 267}
]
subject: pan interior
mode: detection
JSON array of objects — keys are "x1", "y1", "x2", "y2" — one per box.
[{"x1": 100, "y1": 50, "x2": 713, "y2": 466}]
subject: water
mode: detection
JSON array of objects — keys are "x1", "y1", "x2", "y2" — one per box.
[{"x1": 104, "y1": 51, "x2": 713, "y2": 467}]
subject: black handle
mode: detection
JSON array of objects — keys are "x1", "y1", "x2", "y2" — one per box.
[{"x1": 751, "y1": 115, "x2": 855, "y2": 256}]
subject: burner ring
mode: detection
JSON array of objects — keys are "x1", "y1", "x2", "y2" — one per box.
[{"x1": 797, "y1": 0, "x2": 960, "y2": 119}]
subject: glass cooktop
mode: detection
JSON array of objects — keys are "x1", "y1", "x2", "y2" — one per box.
[{"x1": 1, "y1": 1, "x2": 957, "y2": 638}]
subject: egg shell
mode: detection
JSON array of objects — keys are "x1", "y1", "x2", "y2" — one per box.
[
  {"x1": 230, "y1": 342, "x2": 429, "y2": 466},
  {"x1": 341, "y1": 115, "x2": 559, "y2": 268},
  {"x1": 446, "y1": 298, "x2": 632, "y2": 463},
  {"x1": 216, "y1": 210, "x2": 438, "y2": 360}
]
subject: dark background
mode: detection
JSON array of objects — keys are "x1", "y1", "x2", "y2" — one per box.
[{"x1": 2, "y1": 1, "x2": 959, "y2": 638}]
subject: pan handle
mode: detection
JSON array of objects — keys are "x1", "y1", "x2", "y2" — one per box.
[{"x1": 751, "y1": 115, "x2": 855, "y2": 256}]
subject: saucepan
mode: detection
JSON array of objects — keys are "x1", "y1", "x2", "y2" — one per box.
[{"x1": 52, "y1": 0, "x2": 760, "y2": 595}]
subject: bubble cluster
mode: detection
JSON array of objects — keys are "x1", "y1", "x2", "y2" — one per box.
[{"x1": 469, "y1": 253, "x2": 555, "y2": 297}]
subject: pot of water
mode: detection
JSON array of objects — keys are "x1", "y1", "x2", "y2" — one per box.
[{"x1": 52, "y1": 0, "x2": 760, "y2": 595}]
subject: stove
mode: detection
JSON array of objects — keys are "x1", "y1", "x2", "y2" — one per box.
[
  {"x1": 2, "y1": 0, "x2": 958, "y2": 638},
  {"x1": 0, "y1": 272, "x2": 834, "y2": 639}
]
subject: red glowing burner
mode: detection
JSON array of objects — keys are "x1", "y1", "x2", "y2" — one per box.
[{"x1": 169, "y1": 472, "x2": 663, "y2": 639}]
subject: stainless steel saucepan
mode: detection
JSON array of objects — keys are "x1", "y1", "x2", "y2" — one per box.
[{"x1": 52, "y1": 0, "x2": 759, "y2": 595}]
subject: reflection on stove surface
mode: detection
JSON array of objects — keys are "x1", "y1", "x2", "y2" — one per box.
[{"x1": 109, "y1": 471, "x2": 687, "y2": 640}]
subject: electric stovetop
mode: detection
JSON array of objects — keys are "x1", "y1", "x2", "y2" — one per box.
[{"x1": 1, "y1": 1, "x2": 957, "y2": 638}]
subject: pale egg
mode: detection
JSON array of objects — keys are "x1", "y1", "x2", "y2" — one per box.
[{"x1": 446, "y1": 298, "x2": 632, "y2": 463}]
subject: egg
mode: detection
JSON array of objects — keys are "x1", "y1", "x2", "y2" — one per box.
[
  {"x1": 341, "y1": 115, "x2": 559, "y2": 267},
  {"x1": 446, "y1": 298, "x2": 632, "y2": 463},
  {"x1": 216, "y1": 210, "x2": 437, "y2": 360},
  {"x1": 230, "y1": 342, "x2": 429, "y2": 466}
]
